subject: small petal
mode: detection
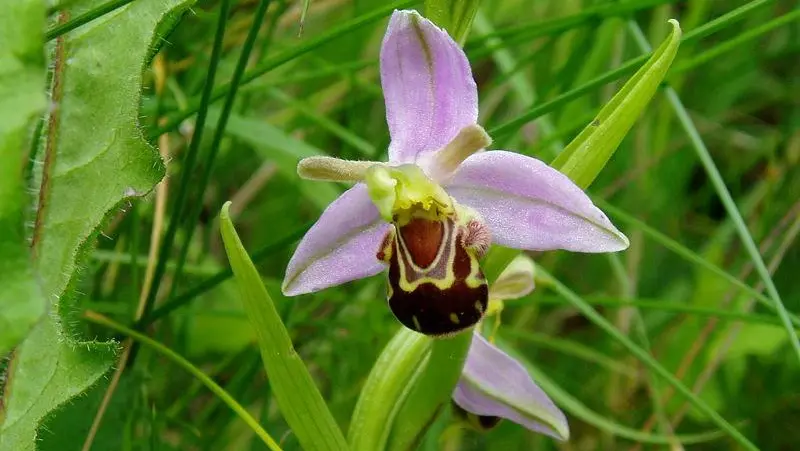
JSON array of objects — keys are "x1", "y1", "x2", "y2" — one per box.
[
  {"x1": 489, "y1": 254, "x2": 536, "y2": 302},
  {"x1": 297, "y1": 156, "x2": 382, "y2": 182},
  {"x1": 453, "y1": 333, "x2": 569, "y2": 440},
  {"x1": 420, "y1": 124, "x2": 491, "y2": 182},
  {"x1": 446, "y1": 151, "x2": 629, "y2": 252},
  {"x1": 381, "y1": 10, "x2": 478, "y2": 164},
  {"x1": 282, "y1": 184, "x2": 390, "y2": 296}
]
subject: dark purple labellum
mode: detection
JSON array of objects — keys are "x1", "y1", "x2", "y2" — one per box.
[{"x1": 378, "y1": 215, "x2": 488, "y2": 337}]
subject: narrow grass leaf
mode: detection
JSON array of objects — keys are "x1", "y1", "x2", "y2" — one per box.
[
  {"x1": 627, "y1": 19, "x2": 800, "y2": 365},
  {"x1": 208, "y1": 110, "x2": 340, "y2": 209},
  {"x1": 488, "y1": 0, "x2": 776, "y2": 140},
  {"x1": 502, "y1": 342, "x2": 727, "y2": 445},
  {"x1": 597, "y1": 200, "x2": 800, "y2": 327},
  {"x1": 219, "y1": 202, "x2": 348, "y2": 451},
  {"x1": 0, "y1": 0, "x2": 46, "y2": 355},
  {"x1": 537, "y1": 267, "x2": 758, "y2": 450},
  {"x1": 551, "y1": 20, "x2": 681, "y2": 189},
  {"x1": 83, "y1": 311, "x2": 282, "y2": 451}
]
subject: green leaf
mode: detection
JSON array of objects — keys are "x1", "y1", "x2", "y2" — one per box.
[
  {"x1": 424, "y1": 0, "x2": 480, "y2": 44},
  {"x1": 0, "y1": 317, "x2": 117, "y2": 450},
  {"x1": 551, "y1": 20, "x2": 681, "y2": 189},
  {"x1": 219, "y1": 202, "x2": 348, "y2": 451},
  {"x1": 0, "y1": 0, "x2": 194, "y2": 449},
  {"x1": 0, "y1": 0, "x2": 47, "y2": 356}
]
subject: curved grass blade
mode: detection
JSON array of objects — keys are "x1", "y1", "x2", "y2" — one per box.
[
  {"x1": 551, "y1": 20, "x2": 681, "y2": 189},
  {"x1": 597, "y1": 200, "x2": 800, "y2": 327},
  {"x1": 83, "y1": 311, "x2": 282, "y2": 451},
  {"x1": 537, "y1": 267, "x2": 758, "y2": 450},
  {"x1": 627, "y1": 19, "x2": 800, "y2": 365},
  {"x1": 501, "y1": 342, "x2": 727, "y2": 445},
  {"x1": 0, "y1": 0, "x2": 46, "y2": 356},
  {"x1": 488, "y1": 0, "x2": 771, "y2": 141},
  {"x1": 532, "y1": 295, "x2": 799, "y2": 330},
  {"x1": 219, "y1": 202, "x2": 348, "y2": 451}
]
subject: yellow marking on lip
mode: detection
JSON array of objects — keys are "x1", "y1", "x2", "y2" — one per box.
[
  {"x1": 412, "y1": 315, "x2": 422, "y2": 331},
  {"x1": 449, "y1": 313, "x2": 460, "y2": 324}
]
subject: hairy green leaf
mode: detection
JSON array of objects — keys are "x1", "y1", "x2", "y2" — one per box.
[
  {"x1": 0, "y1": 317, "x2": 117, "y2": 450},
  {"x1": 219, "y1": 202, "x2": 348, "y2": 451},
  {"x1": 0, "y1": 0, "x2": 47, "y2": 356},
  {"x1": 552, "y1": 20, "x2": 681, "y2": 189},
  {"x1": 0, "y1": 0, "x2": 193, "y2": 449}
]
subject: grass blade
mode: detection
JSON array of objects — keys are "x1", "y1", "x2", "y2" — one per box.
[
  {"x1": 627, "y1": 19, "x2": 800, "y2": 364},
  {"x1": 550, "y1": 20, "x2": 681, "y2": 189},
  {"x1": 83, "y1": 311, "x2": 282, "y2": 451},
  {"x1": 219, "y1": 202, "x2": 348, "y2": 451},
  {"x1": 537, "y1": 267, "x2": 758, "y2": 450}
]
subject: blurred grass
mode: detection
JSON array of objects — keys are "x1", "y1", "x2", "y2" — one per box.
[{"x1": 51, "y1": 0, "x2": 800, "y2": 449}]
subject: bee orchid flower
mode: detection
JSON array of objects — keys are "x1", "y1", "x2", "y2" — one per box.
[
  {"x1": 282, "y1": 9, "x2": 628, "y2": 333},
  {"x1": 282, "y1": 9, "x2": 628, "y2": 440}
]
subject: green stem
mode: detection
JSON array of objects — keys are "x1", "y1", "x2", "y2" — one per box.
[
  {"x1": 168, "y1": 0, "x2": 272, "y2": 305},
  {"x1": 84, "y1": 311, "x2": 282, "y2": 451},
  {"x1": 348, "y1": 329, "x2": 431, "y2": 450},
  {"x1": 138, "y1": 0, "x2": 233, "y2": 327},
  {"x1": 387, "y1": 332, "x2": 472, "y2": 451},
  {"x1": 384, "y1": 246, "x2": 518, "y2": 449}
]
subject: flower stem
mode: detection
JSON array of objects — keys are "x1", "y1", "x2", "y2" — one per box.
[{"x1": 387, "y1": 332, "x2": 472, "y2": 451}]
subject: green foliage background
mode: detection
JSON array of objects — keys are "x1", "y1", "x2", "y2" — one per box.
[{"x1": 1, "y1": 0, "x2": 799, "y2": 450}]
